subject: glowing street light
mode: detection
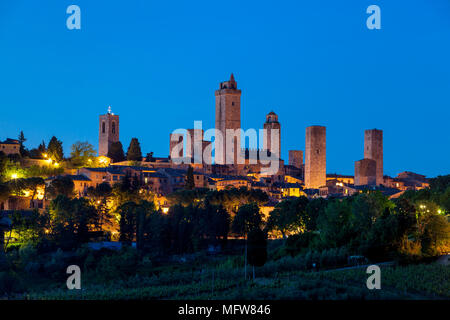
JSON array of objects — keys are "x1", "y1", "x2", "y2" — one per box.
[{"x1": 11, "y1": 173, "x2": 18, "y2": 179}]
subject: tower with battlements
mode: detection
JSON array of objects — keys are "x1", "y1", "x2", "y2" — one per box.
[
  {"x1": 99, "y1": 107, "x2": 119, "y2": 157},
  {"x1": 289, "y1": 150, "x2": 303, "y2": 168},
  {"x1": 215, "y1": 74, "x2": 241, "y2": 165}
]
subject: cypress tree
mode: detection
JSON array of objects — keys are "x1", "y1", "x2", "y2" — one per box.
[{"x1": 126, "y1": 138, "x2": 142, "y2": 161}]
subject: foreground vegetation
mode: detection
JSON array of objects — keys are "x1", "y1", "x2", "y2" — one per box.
[
  {"x1": 1, "y1": 246, "x2": 448, "y2": 300},
  {"x1": 0, "y1": 136, "x2": 449, "y2": 300}
]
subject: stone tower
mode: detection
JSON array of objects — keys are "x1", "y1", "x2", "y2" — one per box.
[
  {"x1": 364, "y1": 129, "x2": 383, "y2": 185},
  {"x1": 186, "y1": 128, "x2": 204, "y2": 163},
  {"x1": 355, "y1": 158, "x2": 377, "y2": 186},
  {"x1": 305, "y1": 126, "x2": 326, "y2": 189},
  {"x1": 169, "y1": 133, "x2": 184, "y2": 160},
  {"x1": 215, "y1": 74, "x2": 241, "y2": 164},
  {"x1": 263, "y1": 111, "x2": 281, "y2": 158},
  {"x1": 289, "y1": 150, "x2": 303, "y2": 168},
  {"x1": 99, "y1": 107, "x2": 119, "y2": 157}
]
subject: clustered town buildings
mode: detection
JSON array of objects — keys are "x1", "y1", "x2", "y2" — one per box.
[{"x1": 0, "y1": 75, "x2": 429, "y2": 213}]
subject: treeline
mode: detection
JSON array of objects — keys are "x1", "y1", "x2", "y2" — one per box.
[
  {"x1": 2, "y1": 173, "x2": 449, "y2": 267},
  {"x1": 269, "y1": 176, "x2": 450, "y2": 263}
]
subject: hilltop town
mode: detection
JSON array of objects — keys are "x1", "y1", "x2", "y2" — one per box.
[
  {"x1": 0, "y1": 75, "x2": 430, "y2": 214},
  {"x1": 0, "y1": 77, "x2": 448, "y2": 301}
]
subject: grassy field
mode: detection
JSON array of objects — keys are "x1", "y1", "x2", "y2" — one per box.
[{"x1": 19, "y1": 255, "x2": 450, "y2": 300}]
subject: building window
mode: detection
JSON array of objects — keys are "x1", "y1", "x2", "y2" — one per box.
[
  {"x1": 102, "y1": 122, "x2": 105, "y2": 133},
  {"x1": 112, "y1": 122, "x2": 116, "y2": 134}
]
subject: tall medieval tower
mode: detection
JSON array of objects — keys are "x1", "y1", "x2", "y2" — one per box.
[
  {"x1": 263, "y1": 111, "x2": 281, "y2": 158},
  {"x1": 99, "y1": 107, "x2": 119, "y2": 157},
  {"x1": 305, "y1": 126, "x2": 326, "y2": 189},
  {"x1": 364, "y1": 129, "x2": 383, "y2": 185},
  {"x1": 215, "y1": 74, "x2": 241, "y2": 164}
]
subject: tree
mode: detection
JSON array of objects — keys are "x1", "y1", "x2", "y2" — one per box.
[
  {"x1": 318, "y1": 199, "x2": 356, "y2": 249},
  {"x1": 206, "y1": 187, "x2": 269, "y2": 217},
  {"x1": 70, "y1": 141, "x2": 96, "y2": 168},
  {"x1": 134, "y1": 200, "x2": 156, "y2": 253},
  {"x1": 267, "y1": 196, "x2": 309, "y2": 238},
  {"x1": 0, "y1": 215, "x2": 12, "y2": 253},
  {"x1": 247, "y1": 228, "x2": 267, "y2": 280},
  {"x1": 28, "y1": 141, "x2": 47, "y2": 160},
  {"x1": 421, "y1": 214, "x2": 450, "y2": 255},
  {"x1": 107, "y1": 141, "x2": 126, "y2": 163},
  {"x1": 46, "y1": 176, "x2": 75, "y2": 199},
  {"x1": 305, "y1": 197, "x2": 327, "y2": 231},
  {"x1": 87, "y1": 182, "x2": 113, "y2": 230},
  {"x1": 351, "y1": 192, "x2": 394, "y2": 237},
  {"x1": 18, "y1": 131, "x2": 28, "y2": 157},
  {"x1": 47, "y1": 136, "x2": 64, "y2": 162},
  {"x1": 166, "y1": 188, "x2": 209, "y2": 207},
  {"x1": 232, "y1": 203, "x2": 262, "y2": 236},
  {"x1": 203, "y1": 203, "x2": 230, "y2": 246},
  {"x1": 145, "y1": 152, "x2": 154, "y2": 162},
  {"x1": 429, "y1": 175, "x2": 450, "y2": 193},
  {"x1": 118, "y1": 202, "x2": 137, "y2": 246},
  {"x1": 49, "y1": 196, "x2": 98, "y2": 248},
  {"x1": 38, "y1": 140, "x2": 46, "y2": 155},
  {"x1": 232, "y1": 202, "x2": 262, "y2": 279},
  {"x1": 185, "y1": 165, "x2": 195, "y2": 190},
  {"x1": 0, "y1": 183, "x2": 10, "y2": 202},
  {"x1": 126, "y1": 138, "x2": 142, "y2": 161}
]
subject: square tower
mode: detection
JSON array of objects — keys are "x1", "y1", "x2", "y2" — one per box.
[
  {"x1": 99, "y1": 108, "x2": 119, "y2": 157},
  {"x1": 215, "y1": 74, "x2": 241, "y2": 165},
  {"x1": 305, "y1": 126, "x2": 326, "y2": 189},
  {"x1": 289, "y1": 150, "x2": 303, "y2": 168},
  {"x1": 186, "y1": 128, "x2": 204, "y2": 164},
  {"x1": 169, "y1": 133, "x2": 184, "y2": 161},
  {"x1": 364, "y1": 129, "x2": 383, "y2": 185},
  {"x1": 355, "y1": 158, "x2": 377, "y2": 186}
]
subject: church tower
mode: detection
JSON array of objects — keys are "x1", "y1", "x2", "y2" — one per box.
[
  {"x1": 263, "y1": 111, "x2": 281, "y2": 158},
  {"x1": 215, "y1": 74, "x2": 241, "y2": 164},
  {"x1": 99, "y1": 106, "x2": 119, "y2": 157}
]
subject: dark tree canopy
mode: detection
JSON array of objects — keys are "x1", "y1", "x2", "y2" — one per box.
[
  {"x1": 185, "y1": 166, "x2": 195, "y2": 190},
  {"x1": 47, "y1": 136, "x2": 64, "y2": 162},
  {"x1": 18, "y1": 131, "x2": 28, "y2": 157},
  {"x1": 232, "y1": 202, "x2": 262, "y2": 236},
  {"x1": 107, "y1": 141, "x2": 126, "y2": 163},
  {"x1": 46, "y1": 176, "x2": 75, "y2": 199},
  {"x1": 126, "y1": 138, "x2": 142, "y2": 161}
]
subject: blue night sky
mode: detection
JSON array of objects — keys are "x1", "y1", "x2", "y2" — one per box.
[{"x1": 0, "y1": 0, "x2": 449, "y2": 177}]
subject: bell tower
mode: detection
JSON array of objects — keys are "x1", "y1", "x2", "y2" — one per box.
[
  {"x1": 263, "y1": 111, "x2": 281, "y2": 158},
  {"x1": 99, "y1": 106, "x2": 119, "y2": 157}
]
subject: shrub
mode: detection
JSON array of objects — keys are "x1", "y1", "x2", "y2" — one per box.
[
  {"x1": 0, "y1": 271, "x2": 23, "y2": 297},
  {"x1": 95, "y1": 247, "x2": 139, "y2": 281}
]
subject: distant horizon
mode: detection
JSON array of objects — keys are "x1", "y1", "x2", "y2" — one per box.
[{"x1": 1, "y1": 0, "x2": 449, "y2": 177}]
